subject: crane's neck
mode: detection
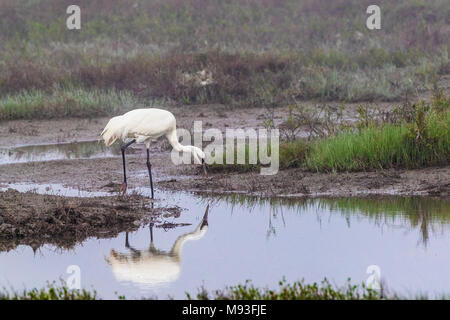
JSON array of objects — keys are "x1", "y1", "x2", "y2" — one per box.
[
  {"x1": 170, "y1": 205, "x2": 209, "y2": 257},
  {"x1": 170, "y1": 226, "x2": 208, "y2": 257},
  {"x1": 167, "y1": 129, "x2": 205, "y2": 164}
]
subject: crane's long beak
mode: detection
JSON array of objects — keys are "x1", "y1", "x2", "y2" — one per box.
[
  {"x1": 201, "y1": 204, "x2": 209, "y2": 228},
  {"x1": 201, "y1": 158, "x2": 208, "y2": 176}
]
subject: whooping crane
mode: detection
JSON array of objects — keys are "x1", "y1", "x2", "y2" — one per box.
[
  {"x1": 101, "y1": 108, "x2": 207, "y2": 198},
  {"x1": 107, "y1": 205, "x2": 209, "y2": 287}
]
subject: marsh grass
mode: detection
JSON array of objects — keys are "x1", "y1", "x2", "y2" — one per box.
[
  {"x1": 0, "y1": 277, "x2": 448, "y2": 300},
  {"x1": 0, "y1": 0, "x2": 449, "y2": 116},
  {"x1": 210, "y1": 95, "x2": 450, "y2": 173},
  {"x1": 0, "y1": 50, "x2": 445, "y2": 113},
  {"x1": 210, "y1": 110, "x2": 449, "y2": 173},
  {"x1": 188, "y1": 278, "x2": 383, "y2": 300},
  {"x1": 207, "y1": 137, "x2": 309, "y2": 173},
  {"x1": 188, "y1": 277, "x2": 447, "y2": 300},
  {"x1": 0, "y1": 281, "x2": 96, "y2": 300},
  {"x1": 0, "y1": 88, "x2": 140, "y2": 120},
  {"x1": 305, "y1": 105, "x2": 450, "y2": 171}
]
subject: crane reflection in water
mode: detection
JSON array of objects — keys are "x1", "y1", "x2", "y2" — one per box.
[{"x1": 106, "y1": 205, "x2": 209, "y2": 288}]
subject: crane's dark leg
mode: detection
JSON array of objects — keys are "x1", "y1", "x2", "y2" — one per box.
[
  {"x1": 120, "y1": 139, "x2": 136, "y2": 195},
  {"x1": 125, "y1": 232, "x2": 139, "y2": 255},
  {"x1": 146, "y1": 148, "x2": 154, "y2": 199},
  {"x1": 125, "y1": 232, "x2": 130, "y2": 247},
  {"x1": 149, "y1": 223, "x2": 154, "y2": 242}
]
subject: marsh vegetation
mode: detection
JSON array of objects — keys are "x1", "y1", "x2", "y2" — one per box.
[
  {"x1": 210, "y1": 92, "x2": 450, "y2": 173},
  {"x1": 0, "y1": 0, "x2": 449, "y2": 120},
  {"x1": 2, "y1": 278, "x2": 448, "y2": 300}
]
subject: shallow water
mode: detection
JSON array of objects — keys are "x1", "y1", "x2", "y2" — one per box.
[
  {"x1": 0, "y1": 184, "x2": 449, "y2": 299},
  {"x1": 0, "y1": 140, "x2": 122, "y2": 164}
]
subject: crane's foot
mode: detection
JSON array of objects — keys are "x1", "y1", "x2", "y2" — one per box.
[{"x1": 120, "y1": 182, "x2": 127, "y2": 196}]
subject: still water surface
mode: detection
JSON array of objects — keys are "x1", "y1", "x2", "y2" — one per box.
[
  {"x1": 0, "y1": 140, "x2": 121, "y2": 164},
  {"x1": 0, "y1": 184, "x2": 449, "y2": 299}
]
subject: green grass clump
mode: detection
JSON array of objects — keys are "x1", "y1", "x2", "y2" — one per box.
[
  {"x1": 279, "y1": 140, "x2": 310, "y2": 169},
  {"x1": 305, "y1": 106, "x2": 450, "y2": 171},
  {"x1": 0, "y1": 88, "x2": 139, "y2": 120}
]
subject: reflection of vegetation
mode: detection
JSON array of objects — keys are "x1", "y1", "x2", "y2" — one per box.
[
  {"x1": 204, "y1": 194, "x2": 450, "y2": 245},
  {"x1": 322, "y1": 197, "x2": 450, "y2": 245}
]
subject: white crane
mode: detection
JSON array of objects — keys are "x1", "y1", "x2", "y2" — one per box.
[
  {"x1": 107, "y1": 205, "x2": 209, "y2": 287},
  {"x1": 101, "y1": 108, "x2": 207, "y2": 198}
]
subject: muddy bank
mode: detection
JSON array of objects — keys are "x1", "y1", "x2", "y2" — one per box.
[
  {"x1": 1, "y1": 150, "x2": 449, "y2": 198},
  {"x1": 158, "y1": 165, "x2": 450, "y2": 198},
  {"x1": 0, "y1": 189, "x2": 180, "y2": 251}
]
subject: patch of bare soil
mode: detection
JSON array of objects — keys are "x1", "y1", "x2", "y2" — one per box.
[{"x1": 0, "y1": 189, "x2": 180, "y2": 252}]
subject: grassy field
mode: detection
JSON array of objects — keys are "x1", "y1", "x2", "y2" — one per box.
[
  {"x1": 0, "y1": 0, "x2": 449, "y2": 119},
  {"x1": 0, "y1": 88, "x2": 140, "y2": 120}
]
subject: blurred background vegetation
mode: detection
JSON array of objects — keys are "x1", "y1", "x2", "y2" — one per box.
[{"x1": 0, "y1": 0, "x2": 449, "y2": 119}]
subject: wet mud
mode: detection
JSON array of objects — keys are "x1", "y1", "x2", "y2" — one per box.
[{"x1": 0, "y1": 189, "x2": 180, "y2": 252}]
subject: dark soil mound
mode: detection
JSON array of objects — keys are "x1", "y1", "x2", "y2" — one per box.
[{"x1": 0, "y1": 189, "x2": 180, "y2": 251}]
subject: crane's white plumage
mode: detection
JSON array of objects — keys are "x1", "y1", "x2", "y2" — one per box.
[
  {"x1": 101, "y1": 108, "x2": 205, "y2": 163},
  {"x1": 101, "y1": 108, "x2": 207, "y2": 197}
]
